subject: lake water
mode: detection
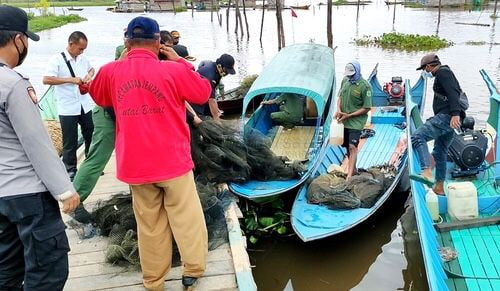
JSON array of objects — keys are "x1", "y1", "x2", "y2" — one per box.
[{"x1": 17, "y1": 2, "x2": 500, "y2": 290}]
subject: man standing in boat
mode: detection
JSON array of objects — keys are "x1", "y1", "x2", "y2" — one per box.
[
  {"x1": 0, "y1": 6, "x2": 80, "y2": 290},
  {"x1": 89, "y1": 16, "x2": 211, "y2": 290},
  {"x1": 411, "y1": 53, "x2": 465, "y2": 195},
  {"x1": 335, "y1": 61, "x2": 373, "y2": 180},
  {"x1": 191, "y1": 53, "x2": 236, "y2": 122}
]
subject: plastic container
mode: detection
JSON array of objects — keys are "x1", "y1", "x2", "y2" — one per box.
[
  {"x1": 447, "y1": 182, "x2": 478, "y2": 221},
  {"x1": 426, "y1": 189, "x2": 440, "y2": 222},
  {"x1": 329, "y1": 119, "x2": 344, "y2": 146},
  {"x1": 365, "y1": 111, "x2": 372, "y2": 127}
]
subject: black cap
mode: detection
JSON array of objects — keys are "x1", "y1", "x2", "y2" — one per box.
[
  {"x1": 216, "y1": 54, "x2": 236, "y2": 75},
  {"x1": 0, "y1": 5, "x2": 40, "y2": 41},
  {"x1": 172, "y1": 44, "x2": 196, "y2": 61},
  {"x1": 416, "y1": 53, "x2": 440, "y2": 70}
]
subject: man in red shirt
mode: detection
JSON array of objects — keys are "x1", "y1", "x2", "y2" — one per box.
[{"x1": 89, "y1": 16, "x2": 211, "y2": 290}]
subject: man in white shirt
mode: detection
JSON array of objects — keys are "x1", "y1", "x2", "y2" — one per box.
[{"x1": 43, "y1": 31, "x2": 95, "y2": 179}]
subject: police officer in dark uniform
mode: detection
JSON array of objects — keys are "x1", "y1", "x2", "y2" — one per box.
[
  {"x1": 0, "y1": 5, "x2": 80, "y2": 290},
  {"x1": 191, "y1": 53, "x2": 236, "y2": 122}
]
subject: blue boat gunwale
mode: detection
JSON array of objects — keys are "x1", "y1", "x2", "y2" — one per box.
[
  {"x1": 291, "y1": 68, "x2": 427, "y2": 242},
  {"x1": 230, "y1": 44, "x2": 337, "y2": 198},
  {"x1": 407, "y1": 70, "x2": 500, "y2": 291}
]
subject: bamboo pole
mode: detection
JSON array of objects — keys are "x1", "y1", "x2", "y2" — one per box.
[
  {"x1": 327, "y1": 0, "x2": 332, "y2": 47},
  {"x1": 242, "y1": 0, "x2": 250, "y2": 38},
  {"x1": 259, "y1": 0, "x2": 265, "y2": 42}
]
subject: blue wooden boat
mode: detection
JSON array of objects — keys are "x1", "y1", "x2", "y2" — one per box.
[
  {"x1": 407, "y1": 70, "x2": 500, "y2": 291},
  {"x1": 291, "y1": 67, "x2": 426, "y2": 242},
  {"x1": 229, "y1": 43, "x2": 337, "y2": 199}
]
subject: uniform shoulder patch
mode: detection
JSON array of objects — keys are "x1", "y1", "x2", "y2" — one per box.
[{"x1": 27, "y1": 87, "x2": 38, "y2": 104}]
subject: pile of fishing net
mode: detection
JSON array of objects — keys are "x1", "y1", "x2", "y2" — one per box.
[
  {"x1": 306, "y1": 165, "x2": 397, "y2": 209},
  {"x1": 91, "y1": 182, "x2": 232, "y2": 267},
  {"x1": 190, "y1": 119, "x2": 306, "y2": 183},
  {"x1": 43, "y1": 119, "x2": 63, "y2": 156}
]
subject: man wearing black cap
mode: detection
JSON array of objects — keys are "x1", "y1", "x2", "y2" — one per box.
[
  {"x1": 411, "y1": 53, "x2": 466, "y2": 195},
  {"x1": 0, "y1": 5, "x2": 80, "y2": 291},
  {"x1": 192, "y1": 53, "x2": 236, "y2": 122}
]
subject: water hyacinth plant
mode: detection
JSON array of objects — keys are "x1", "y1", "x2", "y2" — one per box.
[{"x1": 354, "y1": 32, "x2": 453, "y2": 51}]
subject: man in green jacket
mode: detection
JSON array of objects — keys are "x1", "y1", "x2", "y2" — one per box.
[
  {"x1": 335, "y1": 61, "x2": 372, "y2": 179},
  {"x1": 262, "y1": 93, "x2": 304, "y2": 129}
]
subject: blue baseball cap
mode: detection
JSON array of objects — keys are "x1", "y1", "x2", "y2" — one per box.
[{"x1": 126, "y1": 16, "x2": 160, "y2": 39}]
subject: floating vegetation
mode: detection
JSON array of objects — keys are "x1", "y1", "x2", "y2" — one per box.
[
  {"x1": 28, "y1": 14, "x2": 87, "y2": 32},
  {"x1": 403, "y1": 2, "x2": 424, "y2": 8},
  {"x1": 240, "y1": 197, "x2": 293, "y2": 244},
  {"x1": 465, "y1": 41, "x2": 487, "y2": 45},
  {"x1": 491, "y1": 14, "x2": 499, "y2": 19},
  {"x1": 354, "y1": 32, "x2": 453, "y2": 51},
  {"x1": 240, "y1": 74, "x2": 258, "y2": 89}
]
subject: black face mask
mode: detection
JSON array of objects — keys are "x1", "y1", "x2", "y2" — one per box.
[{"x1": 13, "y1": 35, "x2": 28, "y2": 67}]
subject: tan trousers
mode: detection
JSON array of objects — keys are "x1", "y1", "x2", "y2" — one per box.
[{"x1": 130, "y1": 171, "x2": 208, "y2": 290}]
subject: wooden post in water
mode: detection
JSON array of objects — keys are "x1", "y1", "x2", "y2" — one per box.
[
  {"x1": 494, "y1": 0, "x2": 498, "y2": 17},
  {"x1": 356, "y1": 0, "x2": 360, "y2": 19},
  {"x1": 392, "y1": 0, "x2": 396, "y2": 26},
  {"x1": 259, "y1": 0, "x2": 265, "y2": 42},
  {"x1": 211, "y1": 0, "x2": 214, "y2": 22},
  {"x1": 234, "y1": 0, "x2": 240, "y2": 34},
  {"x1": 226, "y1": 0, "x2": 231, "y2": 32},
  {"x1": 276, "y1": 0, "x2": 282, "y2": 49},
  {"x1": 191, "y1": 1, "x2": 194, "y2": 17},
  {"x1": 238, "y1": 2, "x2": 244, "y2": 36},
  {"x1": 327, "y1": 0, "x2": 333, "y2": 48},
  {"x1": 242, "y1": 0, "x2": 250, "y2": 39},
  {"x1": 437, "y1": 0, "x2": 442, "y2": 26},
  {"x1": 172, "y1": 0, "x2": 176, "y2": 14}
]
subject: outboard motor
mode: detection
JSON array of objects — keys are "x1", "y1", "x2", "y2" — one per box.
[
  {"x1": 383, "y1": 76, "x2": 405, "y2": 105},
  {"x1": 448, "y1": 117, "x2": 488, "y2": 178}
]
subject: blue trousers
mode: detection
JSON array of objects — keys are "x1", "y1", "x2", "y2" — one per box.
[
  {"x1": 0, "y1": 192, "x2": 69, "y2": 291},
  {"x1": 411, "y1": 113, "x2": 454, "y2": 181}
]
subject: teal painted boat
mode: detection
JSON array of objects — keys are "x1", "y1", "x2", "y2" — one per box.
[
  {"x1": 38, "y1": 86, "x2": 58, "y2": 120},
  {"x1": 407, "y1": 70, "x2": 500, "y2": 291},
  {"x1": 229, "y1": 43, "x2": 337, "y2": 199},
  {"x1": 291, "y1": 66, "x2": 427, "y2": 242}
]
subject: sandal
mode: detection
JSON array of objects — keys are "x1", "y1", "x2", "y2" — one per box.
[
  {"x1": 360, "y1": 128, "x2": 376, "y2": 139},
  {"x1": 409, "y1": 174, "x2": 435, "y2": 187}
]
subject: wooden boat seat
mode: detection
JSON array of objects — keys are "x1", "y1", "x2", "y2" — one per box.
[{"x1": 270, "y1": 126, "x2": 315, "y2": 161}]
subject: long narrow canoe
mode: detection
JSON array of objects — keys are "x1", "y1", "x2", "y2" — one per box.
[
  {"x1": 229, "y1": 43, "x2": 337, "y2": 199},
  {"x1": 291, "y1": 67, "x2": 426, "y2": 242},
  {"x1": 407, "y1": 70, "x2": 500, "y2": 291}
]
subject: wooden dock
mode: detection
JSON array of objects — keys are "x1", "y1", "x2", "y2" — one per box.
[{"x1": 63, "y1": 153, "x2": 256, "y2": 290}]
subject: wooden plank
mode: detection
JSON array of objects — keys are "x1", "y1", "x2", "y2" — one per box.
[
  {"x1": 270, "y1": 126, "x2": 315, "y2": 161},
  {"x1": 461, "y1": 235, "x2": 487, "y2": 278},
  {"x1": 465, "y1": 278, "x2": 481, "y2": 291},
  {"x1": 225, "y1": 202, "x2": 257, "y2": 291},
  {"x1": 476, "y1": 279, "x2": 494, "y2": 291},
  {"x1": 435, "y1": 216, "x2": 500, "y2": 232},
  {"x1": 472, "y1": 233, "x2": 498, "y2": 278},
  {"x1": 69, "y1": 258, "x2": 234, "y2": 280},
  {"x1": 69, "y1": 244, "x2": 232, "y2": 268},
  {"x1": 483, "y1": 236, "x2": 500, "y2": 276},
  {"x1": 101, "y1": 274, "x2": 237, "y2": 291},
  {"x1": 65, "y1": 260, "x2": 235, "y2": 290},
  {"x1": 450, "y1": 230, "x2": 475, "y2": 277}
]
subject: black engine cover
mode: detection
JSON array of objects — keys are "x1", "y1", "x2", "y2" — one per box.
[{"x1": 448, "y1": 130, "x2": 488, "y2": 170}]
